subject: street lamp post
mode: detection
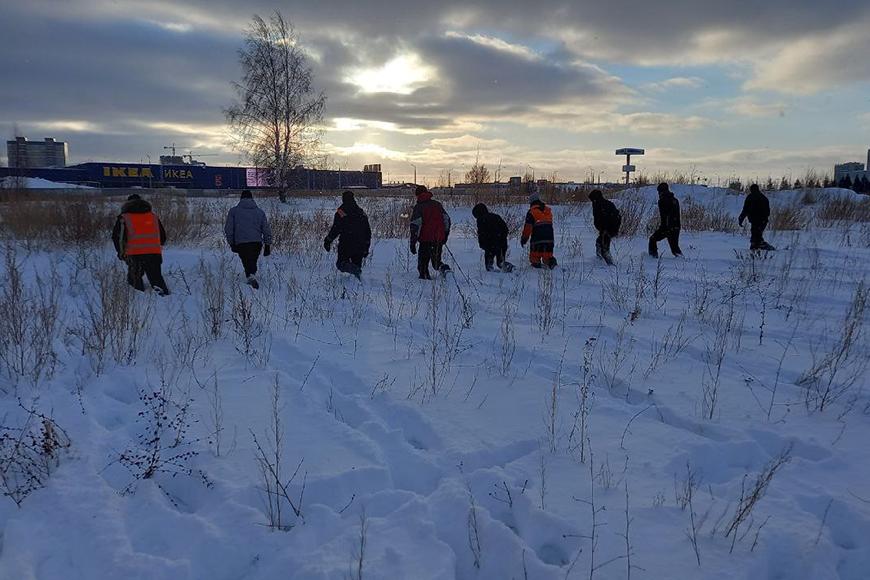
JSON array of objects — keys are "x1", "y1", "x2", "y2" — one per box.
[{"x1": 409, "y1": 163, "x2": 417, "y2": 185}]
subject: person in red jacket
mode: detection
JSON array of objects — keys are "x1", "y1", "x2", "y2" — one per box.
[
  {"x1": 521, "y1": 192, "x2": 557, "y2": 269},
  {"x1": 409, "y1": 185, "x2": 451, "y2": 279},
  {"x1": 111, "y1": 194, "x2": 170, "y2": 295}
]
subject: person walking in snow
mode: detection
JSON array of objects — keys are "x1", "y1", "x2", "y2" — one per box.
[
  {"x1": 224, "y1": 190, "x2": 272, "y2": 289},
  {"x1": 410, "y1": 185, "x2": 451, "y2": 279},
  {"x1": 112, "y1": 193, "x2": 170, "y2": 295},
  {"x1": 589, "y1": 189, "x2": 621, "y2": 265},
  {"x1": 648, "y1": 183, "x2": 683, "y2": 258},
  {"x1": 739, "y1": 184, "x2": 774, "y2": 251},
  {"x1": 521, "y1": 192, "x2": 557, "y2": 269},
  {"x1": 324, "y1": 190, "x2": 372, "y2": 279},
  {"x1": 472, "y1": 203, "x2": 514, "y2": 272}
]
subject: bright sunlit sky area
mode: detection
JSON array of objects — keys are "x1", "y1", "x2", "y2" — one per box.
[{"x1": 2, "y1": 0, "x2": 869, "y2": 183}]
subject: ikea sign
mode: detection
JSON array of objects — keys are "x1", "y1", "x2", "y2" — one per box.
[{"x1": 102, "y1": 166, "x2": 155, "y2": 178}]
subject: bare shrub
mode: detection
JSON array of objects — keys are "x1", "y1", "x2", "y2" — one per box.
[
  {"x1": 680, "y1": 198, "x2": 738, "y2": 233},
  {"x1": 0, "y1": 247, "x2": 63, "y2": 388},
  {"x1": 251, "y1": 375, "x2": 306, "y2": 530},
  {"x1": 614, "y1": 192, "x2": 652, "y2": 237},
  {"x1": 72, "y1": 260, "x2": 153, "y2": 374},
  {"x1": 817, "y1": 196, "x2": 870, "y2": 225},
  {"x1": 769, "y1": 203, "x2": 809, "y2": 231},
  {"x1": 117, "y1": 382, "x2": 205, "y2": 494},
  {"x1": 798, "y1": 281, "x2": 868, "y2": 412},
  {"x1": 723, "y1": 446, "x2": 792, "y2": 553},
  {"x1": 0, "y1": 403, "x2": 70, "y2": 507}
]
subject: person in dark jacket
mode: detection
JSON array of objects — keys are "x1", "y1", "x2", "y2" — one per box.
[
  {"x1": 648, "y1": 183, "x2": 683, "y2": 258},
  {"x1": 224, "y1": 190, "x2": 272, "y2": 289},
  {"x1": 111, "y1": 194, "x2": 170, "y2": 295},
  {"x1": 521, "y1": 192, "x2": 557, "y2": 268},
  {"x1": 739, "y1": 184, "x2": 774, "y2": 250},
  {"x1": 472, "y1": 203, "x2": 514, "y2": 272},
  {"x1": 589, "y1": 189, "x2": 621, "y2": 265},
  {"x1": 324, "y1": 190, "x2": 372, "y2": 279},
  {"x1": 410, "y1": 185, "x2": 451, "y2": 279}
]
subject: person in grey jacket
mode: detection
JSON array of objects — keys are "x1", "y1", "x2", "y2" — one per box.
[{"x1": 224, "y1": 190, "x2": 272, "y2": 289}]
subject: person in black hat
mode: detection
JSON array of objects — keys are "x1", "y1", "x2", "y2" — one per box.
[
  {"x1": 588, "y1": 189, "x2": 621, "y2": 265},
  {"x1": 224, "y1": 190, "x2": 272, "y2": 289},
  {"x1": 472, "y1": 203, "x2": 514, "y2": 272},
  {"x1": 739, "y1": 184, "x2": 774, "y2": 250},
  {"x1": 648, "y1": 183, "x2": 682, "y2": 258},
  {"x1": 324, "y1": 190, "x2": 372, "y2": 279}
]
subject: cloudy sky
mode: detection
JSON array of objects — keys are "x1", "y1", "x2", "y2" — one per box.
[{"x1": 2, "y1": 0, "x2": 869, "y2": 184}]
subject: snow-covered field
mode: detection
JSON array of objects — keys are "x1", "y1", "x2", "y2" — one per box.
[{"x1": 0, "y1": 187, "x2": 868, "y2": 579}]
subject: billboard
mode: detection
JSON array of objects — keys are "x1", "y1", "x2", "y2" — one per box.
[{"x1": 246, "y1": 168, "x2": 271, "y2": 187}]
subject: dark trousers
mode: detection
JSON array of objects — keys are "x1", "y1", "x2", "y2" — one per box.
[
  {"x1": 595, "y1": 231, "x2": 613, "y2": 258},
  {"x1": 484, "y1": 246, "x2": 507, "y2": 270},
  {"x1": 529, "y1": 242, "x2": 555, "y2": 266},
  {"x1": 418, "y1": 242, "x2": 445, "y2": 279},
  {"x1": 750, "y1": 221, "x2": 768, "y2": 248},
  {"x1": 236, "y1": 242, "x2": 262, "y2": 277},
  {"x1": 337, "y1": 253, "x2": 364, "y2": 276},
  {"x1": 649, "y1": 227, "x2": 682, "y2": 256},
  {"x1": 126, "y1": 254, "x2": 169, "y2": 294}
]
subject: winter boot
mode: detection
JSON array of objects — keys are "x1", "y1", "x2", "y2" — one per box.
[
  {"x1": 546, "y1": 257, "x2": 558, "y2": 269},
  {"x1": 501, "y1": 261, "x2": 515, "y2": 273},
  {"x1": 152, "y1": 285, "x2": 170, "y2": 296},
  {"x1": 246, "y1": 275, "x2": 260, "y2": 290},
  {"x1": 439, "y1": 263, "x2": 452, "y2": 274},
  {"x1": 602, "y1": 251, "x2": 615, "y2": 266}
]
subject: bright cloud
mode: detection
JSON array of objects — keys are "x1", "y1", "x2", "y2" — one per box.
[{"x1": 345, "y1": 53, "x2": 436, "y2": 95}]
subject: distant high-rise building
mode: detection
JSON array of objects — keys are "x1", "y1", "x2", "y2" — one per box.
[{"x1": 6, "y1": 137, "x2": 68, "y2": 168}]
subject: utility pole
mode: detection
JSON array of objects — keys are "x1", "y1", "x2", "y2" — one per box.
[{"x1": 409, "y1": 162, "x2": 417, "y2": 185}]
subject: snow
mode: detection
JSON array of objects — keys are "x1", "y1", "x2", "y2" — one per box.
[
  {"x1": 0, "y1": 191, "x2": 868, "y2": 579},
  {"x1": 1, "y1": 176, "x2": 92, "y2": 189}
]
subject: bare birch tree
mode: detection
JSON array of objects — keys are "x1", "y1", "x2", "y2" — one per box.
[{"x1": 226, "y1": 11, "x2": 326, "y2": 202}]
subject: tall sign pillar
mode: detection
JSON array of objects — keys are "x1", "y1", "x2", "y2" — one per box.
[{"x1": 615, "y1": 148, "x2": 645, "y2": 186}]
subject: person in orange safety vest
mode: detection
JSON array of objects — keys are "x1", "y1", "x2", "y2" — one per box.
[
  {"x1": 521, "y1": 192, "x2": 558, "y2": 269},
  {"x1": 111, "y1": 194, "x2": 170, "y2": 295}
]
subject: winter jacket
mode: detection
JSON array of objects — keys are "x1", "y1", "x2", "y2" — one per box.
[
  {"x1": 656, "y1": 191, "x2": 681, "y2": 231},
  {"x1": 739, "y1": 190, "x2": 770, "y2": 225},
  {"x1": 472, "y1": 203, "x2": 508, "y2": 251},
  {"x1": 112, "y1": 198, "x2": 166, "y2": 258},
  {"x1": 521, "y1": 201, "x2": 554, "y2": 247},
  {"x1": 325, "y1": 200, "x2": 372, "y2": 257},
  {"x1": 592, "y1": 197, "x2": 621, "y2": 235},
  {"x1": 224, "y1": 198, "x2": 272, "y2": 246},
  {"x1": 410, "y1": 191, "x2": 451, "y2": 244}
]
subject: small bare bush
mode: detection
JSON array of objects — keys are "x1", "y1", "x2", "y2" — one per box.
[
  {"x1": 0, "y1": 404, "x2": 70, "y2": 507},
  {"x1": 817, "y1": 196, "x2": 870, "y2": 225},
  {"x1": 614, "y1": 192, "x2": 652, "y2": 237},
  {"x1": 769, "y1": 203, "x2": 809, "y2": 231}
]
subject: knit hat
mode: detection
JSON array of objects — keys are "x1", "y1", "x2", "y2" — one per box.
[
  {"x1": 127, "y1": 193, "x2": 141, "y2": 201},
  {"x1": 589, "y1": 189, "x2": 603, "y2": 201},
  {"x1": 240, "y1": 190, "x2": 253, "y2": 199},
  {"x1": 657, "y1": 183, "x2": 669, "y2": 194},
  {"x1": 749, "y1": 184, "x2": 760, "y2": 194},
  {"x1": 528, "y1": 191, "x2": 541, "y2": 204},
  {"x1": 415, "y1": 184, "x2": 428, "y2": 196},
  {"x1": 342, "y1": 190, "x2": 355, "y2": 204},
  {"x1": 472, "y1": 203, "x2": 488, "y2": 219}
]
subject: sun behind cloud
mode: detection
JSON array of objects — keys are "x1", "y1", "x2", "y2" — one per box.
[{"x1": 345, "y1": 53, "x2": 436, "y2": 95}]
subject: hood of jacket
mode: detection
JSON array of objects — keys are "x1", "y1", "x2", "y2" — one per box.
[
  {"x1": 659, "y1": 191, "x2": 675, "y2": 201},
  {"x1": 416, "y1": 190, "x2": 433, "y2": 203},
  {"x1": 472, "y1": 203, "x2": 488, "y2": 220},
  {"x1": 236, "y1": 198, "x2": 259, "y2": 210},
  {"x1": 121, "y1": 198, "x2": 153, "y2": 214}
]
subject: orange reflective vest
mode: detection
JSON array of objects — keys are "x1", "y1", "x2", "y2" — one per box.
[{"x1": 122, "y1": 212, "x2": 162, "y2": 256}]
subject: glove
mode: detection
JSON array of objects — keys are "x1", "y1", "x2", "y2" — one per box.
[
  {"x1": 263, "y1": 244, "x2": 271, "y2": 257},
  {"x1": 410, "y1": 242, "x2": 417, "y2": 255},
  {"x1": 323, "y1": 238, "x2": 331, "y2": 252}
]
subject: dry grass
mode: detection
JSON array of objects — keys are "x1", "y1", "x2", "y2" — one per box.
[
  {"x1": 769, "y1": 203, "x2": 809, "y2": 231},
  {"x1": 816, "y1": 196, "x2": 870, "y2": 225}
]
